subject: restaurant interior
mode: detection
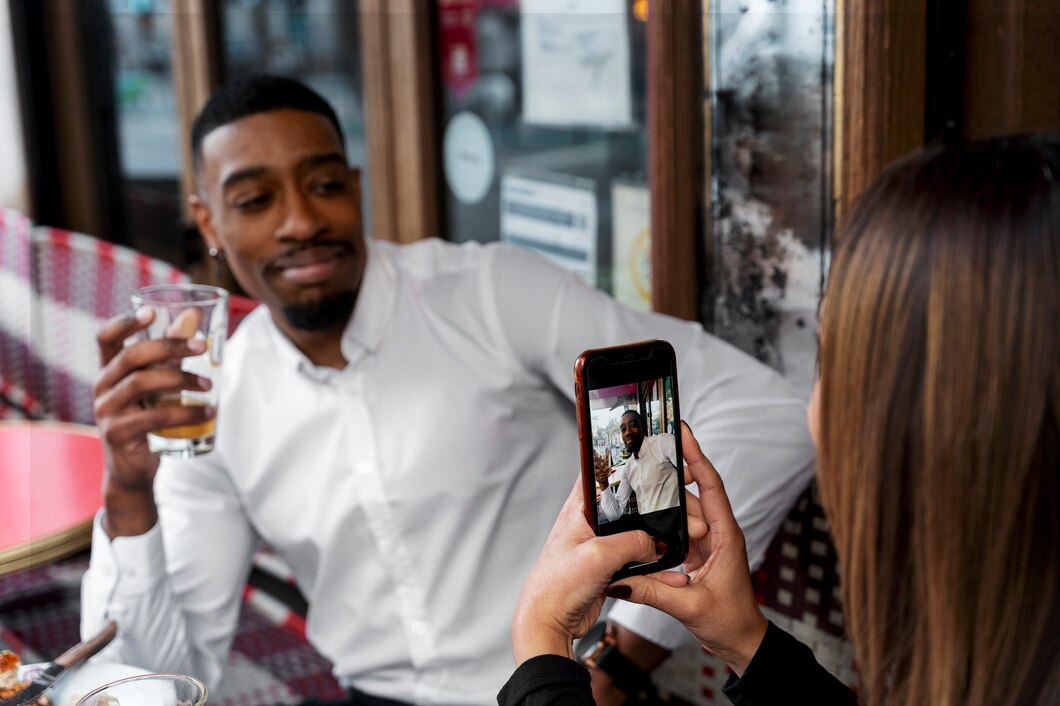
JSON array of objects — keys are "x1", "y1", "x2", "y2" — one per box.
[{"x1": 0, "y1": 2, "x2": 1057, "y2": 705}]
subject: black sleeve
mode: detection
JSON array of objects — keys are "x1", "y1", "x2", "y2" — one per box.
[
  {"x1": 722, "y1": 622, "x2": 858, "y2": 706},
  {"x1": 497, "y1": 654, "x2": 595, "y2": 706}
]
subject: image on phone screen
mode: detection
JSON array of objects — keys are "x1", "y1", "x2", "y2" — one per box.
[{"x1": 588, "y1": 374, "x2": 681, "y2": 537}]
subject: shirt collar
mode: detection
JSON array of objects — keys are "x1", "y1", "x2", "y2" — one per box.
[
  {"x1": 262, "y1": 239, "x2": 397, "y2": 373},
  {"x1": 340, "y1": 240, "x2": 396, "y2": 364}
]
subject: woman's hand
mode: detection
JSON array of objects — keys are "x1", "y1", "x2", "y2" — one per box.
[
  {"x1": 511, "y1": 479, "x2": 669, "y2": 665},
  {"x1": 610, "y1": 423, "x2": 768, "y2": 675}
]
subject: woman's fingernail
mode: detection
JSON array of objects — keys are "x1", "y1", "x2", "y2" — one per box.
[
  {"x1": 135, "y1": 306, "x2": 153, "y2": 323},
  {"x1": 187, "y1": 338, "x2": 206, "y2": 353},
  {"x1": 605, "y1": 585, "x2": 632, "y2": 600},
  {"x1": 653, "y1": 538, "x2": 668, "y2": 556}
]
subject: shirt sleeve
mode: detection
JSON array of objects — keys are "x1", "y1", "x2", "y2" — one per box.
[
  {"x1": 484, "y1": 244, "x2": 816, "y2": 650},
  {"x1": 660, "y1": 433, "x2": 678, "y2": 468},
  {"x1": 598, "y1": 481, "x2": 628, "y2": 522},
  {"x1": 80, "y1": 453, "x2": 258, "y2": 688},
  {"x1": 722, "y1": 622, "x2": 857, "y2": 706},
  {"x1": 497, "y1": 655, "x2": 594, "y2": 706}
]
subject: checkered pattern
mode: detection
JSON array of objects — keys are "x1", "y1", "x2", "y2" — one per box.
[
  {"x1": 0, "y1": 208, "x2": 37, "y2": 418},
  {"x1": 0, "y1": 553, "x2": 345, "y2": 706},
  {"x1": 29, "y1": 227, "x2": 189, "y2": 423},
  {"x1": 2, "y1": 213, "x2": 193, "y2": 424}
]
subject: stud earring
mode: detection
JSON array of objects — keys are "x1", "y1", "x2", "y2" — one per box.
[{"x1": 208, "y1": 247, "x2": 226, "y2": 262}]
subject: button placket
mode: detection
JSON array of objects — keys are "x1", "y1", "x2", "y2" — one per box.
[{"x1": 344, "y1": 373, "x2": 438, "y2": 669}]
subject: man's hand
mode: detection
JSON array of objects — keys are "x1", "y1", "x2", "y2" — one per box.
[
  {"x1": 589, "y1": 625, "x2": 671, "y2": 705},
  {"x1": 93, "y1": 307, "x2": 214, "y2": 537},
  {"x1": 594, "y1": 452, "x2": 611, "y2": 489}
]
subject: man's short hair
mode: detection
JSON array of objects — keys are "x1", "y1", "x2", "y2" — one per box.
[
  {"x1": 621, "y1": 409, "x2": 644, "y2": 427},
  {"x1": 190, "y1": 74, "x2": 344, "y2": 174}
]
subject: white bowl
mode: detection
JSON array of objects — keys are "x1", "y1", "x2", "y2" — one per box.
[{"x1": 51, "y1": 663, "x2": 150, "y2": 706}]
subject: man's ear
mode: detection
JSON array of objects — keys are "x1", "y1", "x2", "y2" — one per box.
[{"x1": 189, "y1": 193, "x2": 220, "y2": 254}]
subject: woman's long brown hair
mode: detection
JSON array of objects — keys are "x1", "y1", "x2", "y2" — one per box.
[{"x1": 817, "y1": 135, "x2": 1060, "y2": 706}]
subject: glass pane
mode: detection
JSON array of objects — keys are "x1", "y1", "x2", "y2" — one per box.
[
  {"x1": 106, "y1": 0, "x2": 184, "y2": 262},
  {"x1": 707, "y1": 0, "x2": 835, "y2": 394},
  {"x1": 219, "y1": 0, "x2": 371, "y2": 230},
  {"x1": 110, "y1": 0, "x2": 181, "y2": 178},
  {"x1": 437, "y1": 0, "x2": 652, "y2": 309}
]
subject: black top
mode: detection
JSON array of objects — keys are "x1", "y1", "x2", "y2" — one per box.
[{"x1": 497, "y1": 622, "x2": 858, "y2": 706}]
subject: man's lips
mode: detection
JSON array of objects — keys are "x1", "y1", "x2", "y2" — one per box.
[{"x1": 269, "y1": 243, "x2": 353, "y2": 285}]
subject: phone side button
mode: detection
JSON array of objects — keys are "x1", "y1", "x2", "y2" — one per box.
[{"x1": 575, "y1": 384, "x2": 583, "y2": 439}]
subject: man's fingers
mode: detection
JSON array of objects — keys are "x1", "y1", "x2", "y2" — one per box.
[
  {"x1": 94, "y1": 337, "x2": 206, "y2": 397},
  {"x1": 165, "y1": 308, "x2": 203, "y2": 338},
  {"x1": 95, "y1": 368, "x2": 211, "y2": 421},
  {"x1": 100, "y1": 403, "x2": 215, "y2": 448},
  {"x1": 97, "y1": 308, "x2": 153, "y2": 367},
  {"x1": 680, "y1": 422, "x2": 740, "y2": 533}
]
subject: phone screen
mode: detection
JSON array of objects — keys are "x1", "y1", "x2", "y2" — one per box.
[{"x1": 578, "y1": 341, "x2": 687, "y2": 577}]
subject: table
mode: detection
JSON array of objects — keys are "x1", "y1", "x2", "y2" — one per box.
[{"x1": 0, "y1": 422, "x2": 104, "y2": 576}]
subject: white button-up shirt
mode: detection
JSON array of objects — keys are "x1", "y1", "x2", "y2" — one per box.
[
  {"x1": 599, "y1": 433, "x2": 680, "y2": 520},
  {"x1": 81, "y1": 239, "x2": 814, "y2": 705}
]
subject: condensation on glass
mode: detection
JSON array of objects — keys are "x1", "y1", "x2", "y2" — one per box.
[
  {"x1": 436, "y1": 1, "x2": 652, "y2": 311},
  {"x1": 707, "y1": 0, "x2": 835, "y2": 394},
  {"x1": 220, "y1": 0, "x2": 371, "y2": 230}
]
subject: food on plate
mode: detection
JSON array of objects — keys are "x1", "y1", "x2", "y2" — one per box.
[{"x1": 0, "y1": 650, "x2": 51, "y2": 705}]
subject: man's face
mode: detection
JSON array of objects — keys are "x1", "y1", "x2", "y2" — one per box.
[
  {"x1": 620, "y1": 412, "x2": 645, "y2": 454},
  {"x1": 190, "y1": 109, "x2": 366, "y2": 330}
]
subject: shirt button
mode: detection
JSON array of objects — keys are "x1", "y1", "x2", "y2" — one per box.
[{"x1": 410, "y1": 620, "x2": 429, "y2": 637}]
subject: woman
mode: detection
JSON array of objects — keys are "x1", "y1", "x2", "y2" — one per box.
[{"x1": 501, "y1": 134, "x2": 1060, "y2": 706}]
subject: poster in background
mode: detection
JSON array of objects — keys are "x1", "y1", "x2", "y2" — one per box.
[
  {"x1": 439, "y1": 0, "x2": 479, "y2": 96},
  {"x1": 611, "y1": 181, "x2": 651, "y2": 311},
  {"x1": 500, "y1": 172, "x2": 598, "y2": 284},
  {"x1": 520, "y1": 0, "x2": 633, "y2": 127}
]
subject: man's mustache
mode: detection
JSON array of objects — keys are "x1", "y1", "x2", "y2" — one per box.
[{"x1": 267, "y1": 240, "x2": 356, "y2": 272}]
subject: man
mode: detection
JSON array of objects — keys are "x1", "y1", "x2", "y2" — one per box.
[
  {"x1": 82, "y1": 75, "x2": 814, "y2": 706},
  {"x1": 599, "y1": 410, "x2": 679, "y2": 523}
]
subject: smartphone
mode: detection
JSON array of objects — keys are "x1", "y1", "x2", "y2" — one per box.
[{"x1": 575, "y1": 339, "x2": 688, "y2": 580}]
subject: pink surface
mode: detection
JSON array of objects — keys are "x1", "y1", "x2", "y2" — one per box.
[{"x1": 0, "y1": 423, "x2": 104, "y2": 549}]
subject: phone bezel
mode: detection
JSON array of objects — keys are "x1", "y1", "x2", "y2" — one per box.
[{"x1": 575, "y1": 339, "x2": 688, "y2": 579}]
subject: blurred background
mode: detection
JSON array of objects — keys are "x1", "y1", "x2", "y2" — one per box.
[
  {"x1": 0, "y1": 2, "x2": 1057, "y2": 703},
  {"x1": 2, "y1": 0, "x2": 1058, "y2": 395}
]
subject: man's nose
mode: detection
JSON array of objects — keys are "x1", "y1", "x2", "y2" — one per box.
[{"x1": 277, "y1": 189, "x2": 324, "y2": 240}]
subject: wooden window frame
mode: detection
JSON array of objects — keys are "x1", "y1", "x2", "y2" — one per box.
[{"x1": 835, "y1": 0, "x2": 926, "y2": 216}]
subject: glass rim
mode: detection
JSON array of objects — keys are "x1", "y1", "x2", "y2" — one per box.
[
  {"x1": 75, "y1": 672, "x2": 208, "y2": 705},
  {"x1": 131, "y1": 283, "x2": 229, "y2": 305}
]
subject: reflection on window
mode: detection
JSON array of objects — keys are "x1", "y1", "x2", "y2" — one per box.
[
  {"x1": 437, "y1": 1, "x2": 651, "y2": 310},
  {"x1": 708, "y1": 0, "x2": 835, "y2": 393},
  {"x1": 220, "y1": 0, "x2": 370, "y2": 228},
  {"x1": 108, "y1": 0, "x2": 181, "y2": 178},
  {"x1": 104, "y1": 0, "x2": 184, "y2": 264}
]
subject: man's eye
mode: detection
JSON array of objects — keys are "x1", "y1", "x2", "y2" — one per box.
[
  {"x1": 233, "y1": 194, "x2": 271, "y2": 212},
  {"x1": 312, "y1": 180, "x2": 347, "y2": 195}
]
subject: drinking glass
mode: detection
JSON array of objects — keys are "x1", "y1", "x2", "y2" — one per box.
[
  {"x1": 75, "y1": 673, "x2": 208, "y2": 706},
  {"x1": 131, "y1": 283, "x2": 228, "y2": 457}
]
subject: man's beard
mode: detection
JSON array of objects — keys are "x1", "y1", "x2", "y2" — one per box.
[{"x1": 282, "y1": 290, "x2": 357, "y2": 331}]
